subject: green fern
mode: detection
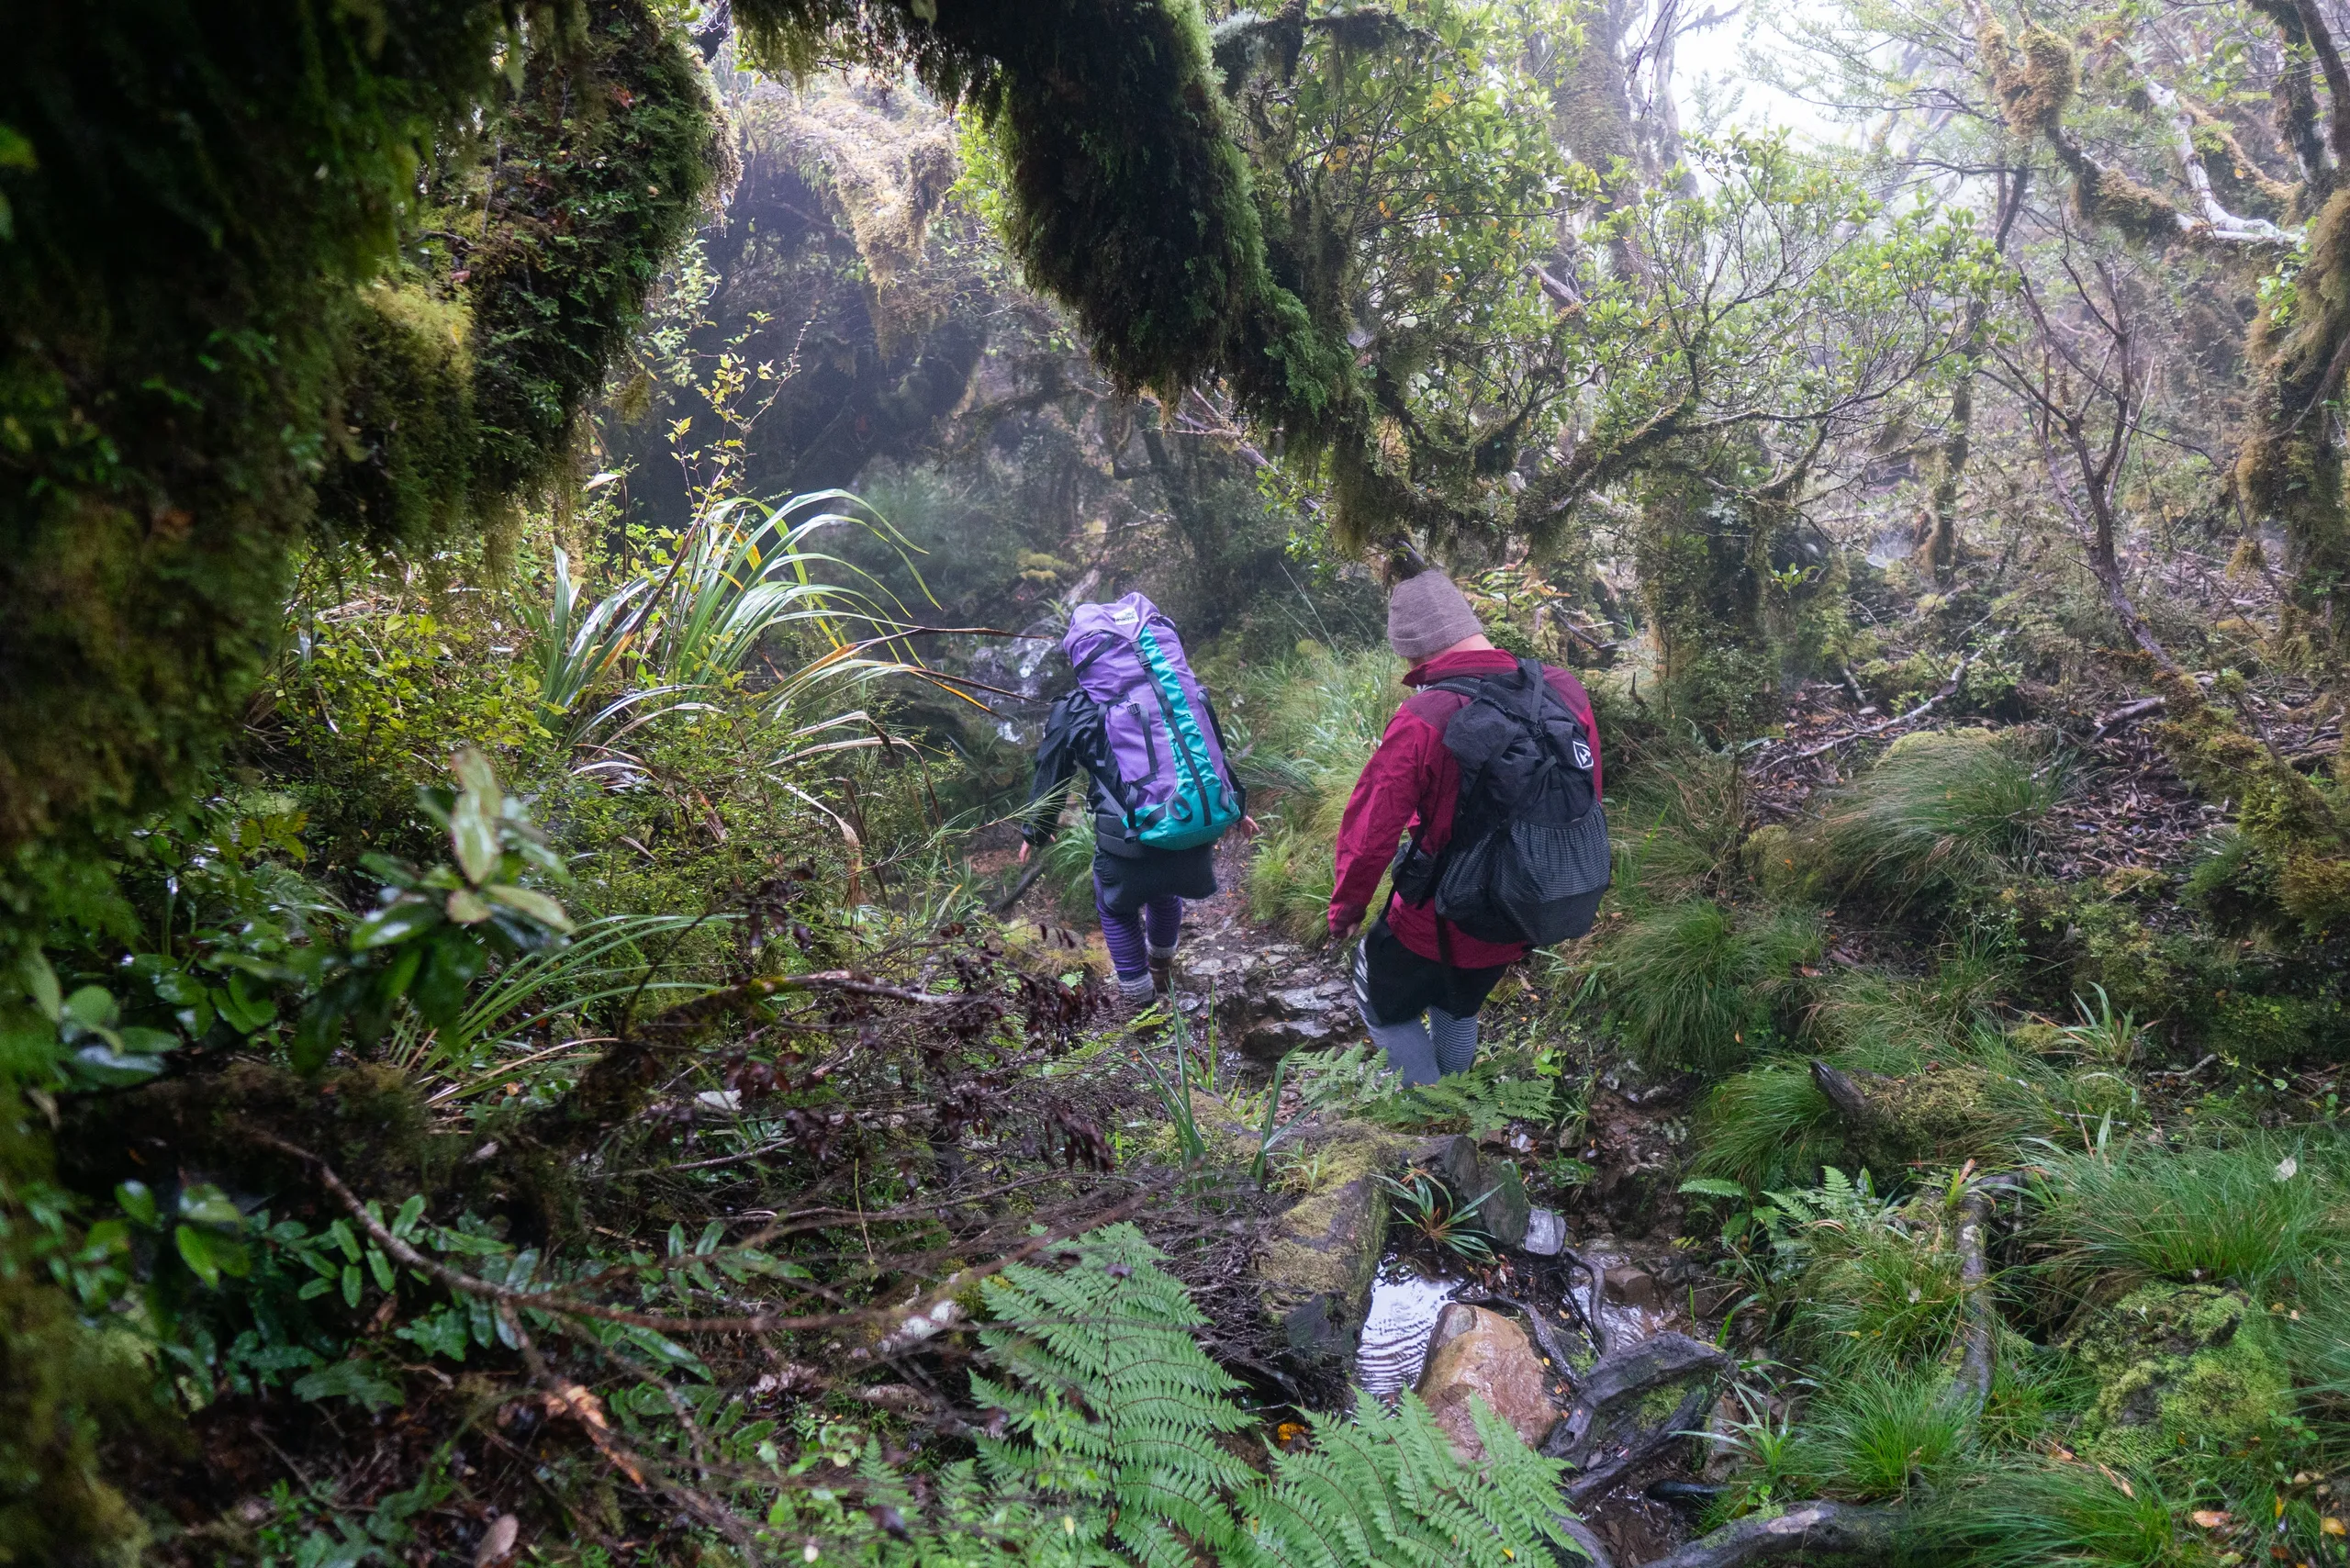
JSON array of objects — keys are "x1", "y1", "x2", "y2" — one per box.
[{"x1": 778, "y1": 1225, "x2": 1584, "y2": 1566}]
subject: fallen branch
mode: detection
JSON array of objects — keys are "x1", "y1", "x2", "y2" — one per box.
[
  {"x1": 1762, "y1": 653, "x2": 1975, "y2": 771},
  {"x1": 2088, "y1": 695, "x2": 2165, "y2": 743},
  {"x1": 1547, "y1": 1332, "x2": 1733, "y2": 1466},
  {"x1": 1566, "y1": 1384, "x2": 1715, "y2": 1506},
  {"x1": 1952, "y1": 1187, "x2": 1996, "y2": 1414},
  {"x1": 1638, "y1": 1500, "x2": 1906, "y2": 1568},
  {"x1": 987, "y1": 856, "x2": 1052, "y2": 915}
]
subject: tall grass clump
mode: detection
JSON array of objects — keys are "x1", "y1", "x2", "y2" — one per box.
[
  {"x1": 2032, "y1": 1141, "x2": 2343, "y2": 1294},
  {"x1": 1918, "y1": 1460, "x2": 2188, "y2": 1568},
  {"x1": 1809, "y1": 730, "x2": 2056, "y2": 904},
  {"x1": 1237, "y1": 644, "x2": 1406, "y2": 940},
  {"x1": 1607, "y1": 744, "x2": 1751, "y2": 908},
  {"x1": 1787, "y1": 1362, "x2": 1975, "y2": 1499},
  {"x1": 1693, "y1": 1063, "x2": 1846, "y2": 1192},
  {"x1": 1602, "y1": 900, "x2": 1820, "y2": 1072}
]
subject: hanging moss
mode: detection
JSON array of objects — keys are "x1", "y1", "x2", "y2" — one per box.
[
  {"x1": 313, "y1": 281, "x2": 478, "y2": 550},
  {"x1": 733, "y1": 0, "x2": 1365, "y2": 531},
  {"x1": 2235, "y1": 186, "x2": 2350, "y2": 627},
  {"x1": 1979, "y1": 17, "x2": 2077, "y2": 136},
  {"x1": 0, "y1": 0, "x2": 513, "y2": 883},
  {"x1": 0, "y1": 0, "x2": 730, "y2": 902},
  {"x1": 2074, "y1": 165, "x2": 2185, "y2": 242},
  {"x1": 460, "y1": 0, "x2": 730, "y2": 503}
]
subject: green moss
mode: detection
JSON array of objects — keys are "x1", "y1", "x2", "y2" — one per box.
[
  {"x1": 2066, "y1": 1283, "x2": 2289, "y2": 1471},
  {"x1": 2075, "y1": 167, "x2": 2184, "y2": 242}
]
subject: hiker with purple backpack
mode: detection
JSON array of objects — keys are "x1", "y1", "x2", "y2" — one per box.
[{"x1": 1016, "y1": 595, "x2": 1255, "y2": 1014}]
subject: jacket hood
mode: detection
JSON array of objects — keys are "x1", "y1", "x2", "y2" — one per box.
[{"x1": 1401, "y1": 646, "x2": 1523, "y2": 686}]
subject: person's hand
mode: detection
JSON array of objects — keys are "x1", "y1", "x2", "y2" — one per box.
[
  {"x1": 1240, "y1": 814, "x2": 1261, "y2": 839},
  {"x1": 1329, "y1": 913, "x2": 1361, "y2": 945},
  {"x1": 1016, "y1": 841, "x2": 1032, "y2": 865}
]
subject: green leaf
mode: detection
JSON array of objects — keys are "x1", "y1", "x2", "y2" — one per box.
[
  {"x1": 116, "y1": 1181, "x2": 157, "y2": 1228},
  {"x1": 483, "y1": 882, "x2": 571, "y2": 933},
  {"x1": 293, "y1": 1359, "x2": 403, "y2": 1411},
  {"x1": 450, "y1": 749, "x2": 503, "y2": 885},
  {"x1": 176, "y1": 1225, "x2": 221, "y2": 1288},
  {"x1": 392, "y1": 1195, "x2": 426, "y2": 1239},
  {"x1": 178, "y1": 1183, "x2": 244, "y2": 1230},
  {"x1": 62, "y1": 986, "x2": 118, "y2": 1028},
  {"x1": 14, "y1": 950, "x2": 57, "y2": 1021},
  {"x1": 67, "y1": 1046, "x2": 163, "y2": 1085},
  {"x1": 445, "y1": 888, "x2": 493, "y2": 924},
  {"x1": 352, "y1": 896, "x2": 442, "y2": 951},
  {"x1": 1679, "y1": 1177, "x2": 1751, "y2": 1200},
  {"x1": 342, "y1": 1262, "x2": 363, "y2": 1308},
  {"x1": 115, "y1": 1026, "x2": 178, "y2": 1057},
  {"x1": 368, "y1": 1247, "x2": 395, "y2": 1293},
  {"x1": 214, "y1": 973, "x2": 276, "y2": 1034}
]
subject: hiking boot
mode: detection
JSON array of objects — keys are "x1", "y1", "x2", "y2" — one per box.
[{"x1": 1148, "y1": 958, "x2": 1172, "y2": 999}]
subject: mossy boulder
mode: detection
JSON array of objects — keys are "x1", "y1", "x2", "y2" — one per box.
[
  {"x1": 1246, "y1": 1113, "x2": 1417, "y2": 1364},
  {"x1": 2066, "y1": 1283, "x2": 2289, "y2": 1468}
]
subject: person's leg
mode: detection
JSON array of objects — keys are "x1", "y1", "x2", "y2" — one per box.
[
  {"x1": 1094, "y1": 875, "x2": 1156, "y2": 1006},
  {"x1": 1351, "y1": 927, "x2": 1440, "y2": 1085},
  {"x1": 1361, "y1": 1007, "x2": 1439, "y2": 1086},
  {"x1": 1427, "y1": 1005, "x2": 1482, "y2": 1077},
  {"x1": 1142, "y1": 895, "x2": 1182, "y2": 993}
]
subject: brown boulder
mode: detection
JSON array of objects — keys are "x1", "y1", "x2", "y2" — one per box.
[{"x1": 1414, "y1": 1304, "x2": 1560, "y2": 1461}]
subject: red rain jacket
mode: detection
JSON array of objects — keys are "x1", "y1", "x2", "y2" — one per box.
[{"x1": 1328, "y1": 647, "x2": 1604, "y2": 969}]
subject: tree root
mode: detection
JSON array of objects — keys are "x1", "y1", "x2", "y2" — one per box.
[
  {"x1": 1639, "y1": 1501, "x2": 1906, "y2": 1568},
  {"x1": 1545, "y1": 1331, "x2": 1733, "y2": 1465},
  {"x1": 1565, "y1": 1384, "x2": 1715, "y2": 1505}
]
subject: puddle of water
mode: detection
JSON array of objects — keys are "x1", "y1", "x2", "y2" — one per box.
[{"x1": 1355, "y1": 1259, "x2": 1463, "y2": 1401}]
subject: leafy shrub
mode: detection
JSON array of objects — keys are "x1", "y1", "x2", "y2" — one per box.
[
  {"x1": 1601, "y1": 900, "x2": 1819, "y2": 1072},
  {"x1": 2032, "y1": 1142, "x2": 2344, "y2": 1294},
  {"x1": 1809, "y1": 730, "x2": 2055, "y2": 904}
]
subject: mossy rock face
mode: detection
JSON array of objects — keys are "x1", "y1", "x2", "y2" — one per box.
[
  {"x1": 1248, "y1": 1115, "x2": 1416, "y2": 1364},
  {"x1": 2066, "y1": 1283, "x2": 2288, "y2": 1468}
]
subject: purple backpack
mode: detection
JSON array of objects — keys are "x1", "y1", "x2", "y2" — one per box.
[{"x1": 1062, "y1": 594, "x2": 1242, "y2": 851}]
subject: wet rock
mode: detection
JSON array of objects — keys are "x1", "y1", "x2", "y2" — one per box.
[
  {"x1": 1604, "y1": 1263, "x2": 1661, "y2": 1312},
  {"x1": 1415, "y1": 1304, "x2": 1561, "y2": 1461},
  {"x1": 1479, "y1": 1159, "x2": 1531, "y2": 1248},
  {"x1": 1421, "y1": 1137, "x2": 1529, "y2": 1247},
  {"x1": 1522, "y1": 1206, "x2": 1565, "y2": 1256},
  {"x1": 1215, "y1": 969, "x2": 1361, "y2": 1062}
]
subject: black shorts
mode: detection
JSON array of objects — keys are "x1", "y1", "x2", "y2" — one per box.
[
  {"x1": 1351, "y1": 915, "x2": 1510, "y2": 1026},
  {"x1": 1091, "y1": 843, "x2": 1218, "y2": 915}
]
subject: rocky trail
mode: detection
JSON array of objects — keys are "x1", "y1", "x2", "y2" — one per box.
[{"x1": 990, "y1": 831, "x2": 1751, "y2": 1565}]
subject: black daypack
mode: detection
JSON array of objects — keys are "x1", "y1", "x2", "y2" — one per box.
[{"x1": 1391, "y1": 658, "x2": 1612, "y2": 946}]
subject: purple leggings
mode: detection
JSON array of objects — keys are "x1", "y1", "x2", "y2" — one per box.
[{"x1": 1096, "y1": 885, "x2": 1182, "y2": 980}]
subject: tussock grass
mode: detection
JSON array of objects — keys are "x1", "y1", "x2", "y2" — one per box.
[
  {"x1": 1601, "y1": 900, "x2": 1820, "y2": 1072},
  {"x1": 1789, "y1": 1362, "x2": 1974, "y2": 1499},
  {"x1": 2032, "y1": 1141, "x2": 2344, "y2": 1294},
  {"x1": 1809, "y1": 729, "x2": 2056, "y2": 903},
  {"x1": 1607, "y1": 744, "x2": 1750, "y2": 908},
  {"x1": 1693, "y1": 1063, "x2": 1846, "y2": 1191},
  {"x1": 1917, "y1": 1460, "x2": 2188, "y2": 1568}
]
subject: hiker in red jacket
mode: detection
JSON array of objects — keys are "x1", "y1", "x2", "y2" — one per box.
[{"x1": 1329, "y1": 571, "x2": 1606, "y2": 1084}]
